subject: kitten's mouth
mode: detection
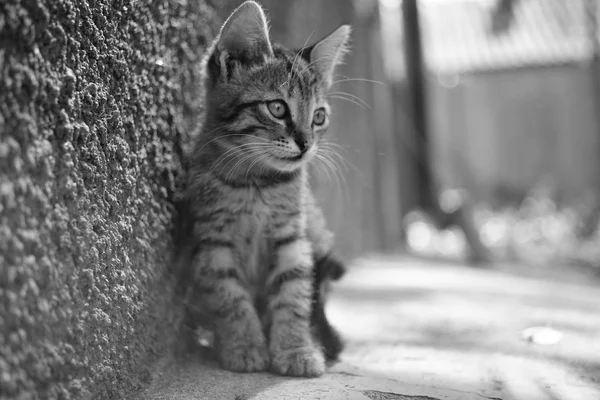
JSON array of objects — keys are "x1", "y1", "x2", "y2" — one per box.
[
  {"x1": 275, "y1": 154, "x2": 304, "y2": 162},
  {"x1": 267, "y1": 152, "x2": 308, "y2": 172},
  {"x1": 268, "y1": 146, "x2": 315, "y2": 168}
]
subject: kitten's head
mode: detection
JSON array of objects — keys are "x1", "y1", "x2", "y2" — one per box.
[{"x1": 202, "y1": 1, "x2": 350, "y2": 173}]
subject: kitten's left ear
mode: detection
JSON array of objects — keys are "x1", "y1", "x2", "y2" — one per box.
[
  {"x1": 303, "y1": 25, "x2": 351, "y2": 88},
  {"x1": 217, "y1": 1, "x2": 273, "y2": 63}
]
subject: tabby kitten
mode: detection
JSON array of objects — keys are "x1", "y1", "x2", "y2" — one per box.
[{"x1": 184, "y1": 1, "x2": 350, "y2": 377}]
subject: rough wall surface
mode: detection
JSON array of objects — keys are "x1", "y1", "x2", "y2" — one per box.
[{"x1": 0, "y1": 0, "x2": 218, "y2": 398}]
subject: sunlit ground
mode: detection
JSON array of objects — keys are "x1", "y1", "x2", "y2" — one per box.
[
  {"x1": 141, "y1": 255, "x2": 600, "y2": 400},
  {"x1": 327, "y1": 257, "x2": 600, "y2": 399}
]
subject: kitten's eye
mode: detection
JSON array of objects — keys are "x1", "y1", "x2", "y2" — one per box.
[
  {"x1": 313, "y1": 108, "x2": 327, "y2": 126},
  {"x1": 267, "y1": 100, "x2": 287, "y2": 119}
]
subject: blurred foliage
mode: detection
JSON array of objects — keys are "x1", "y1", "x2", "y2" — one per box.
[{"x1": 405, "y1": 181, "x2": 600, "y2": 271}]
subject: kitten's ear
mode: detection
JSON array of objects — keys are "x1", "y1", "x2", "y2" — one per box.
[
  {"x1": 305, "y1": 25, "x2": 351, "y2": 88},
  {"x1": 216, "y1": 1, "x2": 273, "y2": 64}
]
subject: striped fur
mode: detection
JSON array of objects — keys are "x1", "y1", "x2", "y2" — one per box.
[{"x1": 183, "y1": 2, "x2": 350, "y2": 377}]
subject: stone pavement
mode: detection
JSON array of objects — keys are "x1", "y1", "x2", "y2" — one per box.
[{"x1": 138, "y1": 257, "x2": 600, "y2": 400}]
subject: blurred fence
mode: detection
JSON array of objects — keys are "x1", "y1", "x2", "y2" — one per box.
[
  {"x1": 419, "y1": 0, "x2": 600, "y2": 206},
  {"x1": 429, "y1": 65, "x2": 600, "y2": 206}
]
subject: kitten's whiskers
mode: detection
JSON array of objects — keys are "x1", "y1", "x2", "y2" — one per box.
[
  {"x1": 293, "y1": 54, "x2": 333, "y2": 85},
  {"x1": 245, "y1": 153, "x2": 271, "y2": 182},
  {"x1": 225, "y1": 146, "x2": 271, "y2": 182},
  {"x1": 319, "y1": 141, "x2": 364, "y2": 181},
  {"x1": 326, "y1": 92, "x2": 370, "y2": 109},
  {"x1": 331, "y1": 77, "x2": 386, "y2": 86},
  {"x1": 196, "y1": 132, "x2": 269, "y2": 155},
  {"x1": 288, "y1": 31, "x2": 315, "y2": 88},
  {"x1": 212, "y1": 143, "x2": 272, "y2": 179},
  {"x1": 210, "y1": 142, "x2": 271, "y2": 173},
  {"x1": 314, "y1": 152, "x2": 347, "y2": 203}
]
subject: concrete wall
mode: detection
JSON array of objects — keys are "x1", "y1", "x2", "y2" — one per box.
[
  {"x1": 0, "y1": 0, "x2": 217, "y2": 398},
  {"x1": 428, "y1": 65, "x2": 600, "y2": 206}
]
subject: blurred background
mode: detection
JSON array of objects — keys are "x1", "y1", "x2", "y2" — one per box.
[{"x1": 215, "y1": 0, "x2": 600, "y2": 274}]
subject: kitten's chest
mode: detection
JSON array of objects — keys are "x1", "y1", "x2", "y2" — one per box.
[
  {"x1": 230, "y1": 187, "x2": 291, "y2": 240},
  {"x1": 226, "y1": 185, "x2": 302, "y2": 284},
  {"x1": 232, "y1": 196, "x2": 272, "y2": 283}
]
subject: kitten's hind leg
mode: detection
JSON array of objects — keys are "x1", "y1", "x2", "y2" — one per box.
[
  {"x1": 311, "y1": 255, "x2": 345, "y2": 362},
  {"x1": 267, "y1": 238, "x2": 325, "y2": 377},
  {"x1": 311, "y1": 301, "x2": 344, "y2": 362},
  {"x1": 192, "y1": 247, "x2": 269, "y2": 373}
]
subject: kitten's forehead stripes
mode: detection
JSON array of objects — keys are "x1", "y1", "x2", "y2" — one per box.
[{"x1": 272, "y1": 46, "x2": 320, "y2": 102}]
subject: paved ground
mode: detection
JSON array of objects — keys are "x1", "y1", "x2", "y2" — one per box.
[{"x1": 138, "y1": 256, "x2": 600, "y2": 400}]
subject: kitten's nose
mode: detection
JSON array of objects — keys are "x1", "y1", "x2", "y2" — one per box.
[{"x1": 294, "y1": 137, "x2": 309, "y2": 154}]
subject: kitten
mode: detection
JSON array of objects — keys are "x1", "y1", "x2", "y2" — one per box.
[{"x1": 183, "y1": 1, "x2": 350, "y2": 377}]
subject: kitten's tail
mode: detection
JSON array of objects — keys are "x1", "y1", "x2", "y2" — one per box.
[{"x1": 319, "y1": 255, "x2": 346, "y2": 281}]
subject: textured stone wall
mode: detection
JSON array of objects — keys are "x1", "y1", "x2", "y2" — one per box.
[{"x1": 0, "y1": 0, "x2": 218, "y2": 398}]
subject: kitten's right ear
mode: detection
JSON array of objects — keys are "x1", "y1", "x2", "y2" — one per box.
[
  {"x1": 301, "y1": 25, "x2": 351, "y2": 89},
  {"x1": 213, "y1": 1, "x2": 273, "y2": 76}
]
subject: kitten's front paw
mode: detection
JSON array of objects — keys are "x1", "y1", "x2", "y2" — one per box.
[
  {"x1": 219, "y1": 344, "x2": 270, "y2": 373},
  {"x1": 271, "y1": 346, "x2": 325, "y2": 377}
]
